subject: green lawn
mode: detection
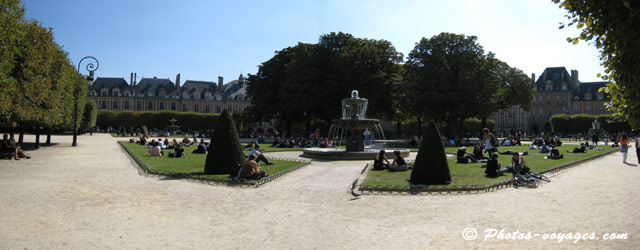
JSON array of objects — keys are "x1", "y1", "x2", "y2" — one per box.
[
  {"x1": 362, "y1": 145, "x2": 618, "y2": 186},
  {"x1": 119, "y1": 141, "x2": 303, "y2": 178}
]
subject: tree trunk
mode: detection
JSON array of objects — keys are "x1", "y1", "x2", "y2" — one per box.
[
  {"x1": 35, "y1": 127, "x2": 40, "y2": 149},
  {"x1": 417, "y1": 116, "x2": 423, "y2": 139},
  {"x1": 18, "y1": 125, "x2": 24, "y2": 145},
  {"x1": 285, "y1": 119, "x2": 292, "y2": 138},
  {"x1": 396, "y1": 121, "x2": 402, "y2": 139},
  {"x1": 46, "y1": 127, "x2": 52, "y2": 145},
  {"x1": 457, "y1": 118, "x2": 464, "y2": 144}
]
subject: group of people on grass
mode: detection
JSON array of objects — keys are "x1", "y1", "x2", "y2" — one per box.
[
  {"x1": 142, "y1": 136, "x2": 208, "y2": 158},
  {"x1": 1, "y1": 133, "x2": 30, "y2": 160}
]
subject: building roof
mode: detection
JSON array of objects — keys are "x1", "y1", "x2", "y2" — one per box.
[
  {"x1": 535, "y1": 67, "x2": 572, "y2": 92},
  {"x1": 572, "y1": 81, "x2": 609, "y2": 101},
  {"x1": 89, "y1": 77, "x2": 129, "y2": 95}
]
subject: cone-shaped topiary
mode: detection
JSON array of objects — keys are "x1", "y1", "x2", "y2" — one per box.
[
  {"x1": 204, "y1": 109, "x2": 246, "y2": 174},
  {"x1": 410, "y1": 119, "x2": 451, "y2": 185}
]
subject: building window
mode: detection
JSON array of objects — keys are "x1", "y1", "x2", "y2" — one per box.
[
  {"x1": 159, "y1": 91, "x2": 165, "y2": 98},
  {"x1": 547, "y1": 107, "x2": 551, "y2": 116},
  {"x1": 545, "y1": 81, "x2": 553, "y2": 91},
  {"x1": 228, "y1": 105, "x2": 232, "y2": 111},
  {"x1": 194, "y1": 104, "x2": 199, "y2": 112},
  {"x1": 556, "y1": 95, "x2": 560, "y2": 102},
  {"x1": 183, "y1": 103, "x2": 188, "y2": 111},
  {"x1": 547, "y1": 96, "x2": 551, "y2": 104},
  {"x1": 216, "y1": 105, "x2": 221, "y2": 113},
  {"x1": 574, "y1": 104, "x2": 580, "y2": 113},
  {"x1": 101, "y1": 90, "x2": 108, "y2": 96},
  {"x1": 238, "y1": 105, "x2": 243, "y2": 111},
  {"x1": 561, "y1": 82, "x2": 568, "y2": 90},
  {"x1": 205, "y1": 105, "x2": 210, "y2": 113},
  {"x1": 171, "y1": 102, "x2": 176, "y2": 110},
  {"x1": 113, "y1": 90, "x2": 120, "y2": 96},
  {"x1": 586, "y1": 105, "x2": 592, "y2": 113},
  {"x1": 124, "y1": 101, "x2": 130, "y2": 109},
  {"x1": 597, "y1": 92, "x2": 604, "y2": 100},
  {"x1": 533, "y1": 108, "x2": 536, "y2": 116},
  {"x1": 585, "y1": 93, "x2": 592, "y2": 100},
  {"x1": 147, "y1": 101, "x2": 153, "y2": 110},
  {"x1": 113, "y1": 101, "x2": 118, "y2": 109},
  {"x1": 101, "y1": 100, "x2": 107, "y2": 109},
  {"x1": 136, "y1": 101, "x2": 142, "y2": 110},
  {"x1": 159, "y1": 102, "x2": 165, "y2": 110}
]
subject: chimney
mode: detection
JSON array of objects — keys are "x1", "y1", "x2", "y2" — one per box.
[
  {"x1": 218, "y1": 76, "x2": 224, "y2": 91},
  {"x1": 531, "y1": 73, "x2": 535, "y2": 81},
  {"x1": 130, "y1": 72, "x2": 133, "y2": 86},
  {"x1": 571, "y1": 69, "x2": 579, "y2": 89},
  {"x1": 176, "y1": 73, "x2": 181, "y2": 88},
  {"x1": 543, "y1": 70, "x2": 547, "y2": 82},
  {"x1": 134, "y1": 73, "x2": 137, "y2": 86}
]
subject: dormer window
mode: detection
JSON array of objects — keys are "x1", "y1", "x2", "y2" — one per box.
[
  {"x1": 561, "y1": 82, "x2": 568, "y2": 90},
  {"x1": 124, "y1": 91, "x2": 130, "y2": 97},
  {"x1": 585, "y1": 93, "x2": 592, "y2": 100},
  {"x1": 159, "y1": 90, "x2": 166, "y2": 98},
  {"x1": 90, "y1": 91, "x2": 97, "y2": 96},
  {"x1": 597, "y1": 92, "x2": 604, "y2": 100},
  {"x1": 545, "y1": 80, "x2": 553, "y2": 91},
  {"x1": 101, "y1": 90, "x2": 108, "y2": 96},
  {"x1": 113, "y1": 89, "x2": 120, "y2": 96}
]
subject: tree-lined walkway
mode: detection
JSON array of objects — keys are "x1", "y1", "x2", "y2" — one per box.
[{"x1": 1, "y1": 134, "x2": 638, "y2": 249}]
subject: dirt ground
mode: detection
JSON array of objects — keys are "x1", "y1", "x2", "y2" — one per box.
[{"x1": 1, "y1": 134, "x2": 638, "y2": 249}]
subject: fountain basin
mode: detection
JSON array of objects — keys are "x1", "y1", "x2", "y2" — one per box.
[{"x1": 302, "y1": 148, "x2": 410, "y2": 160}]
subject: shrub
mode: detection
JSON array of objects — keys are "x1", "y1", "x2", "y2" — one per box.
[
  {"x1": 410, "y1": 120, "x2": 451, "y2": 185},
  {"x1": 204, "y1": 109, "x2": 246, "y2": 174}
]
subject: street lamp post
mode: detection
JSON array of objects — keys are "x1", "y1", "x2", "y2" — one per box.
[{"x1": 72, "y1": 56, "x2": 99, "y2": 146}]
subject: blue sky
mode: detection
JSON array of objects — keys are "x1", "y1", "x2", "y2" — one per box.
[{"x1": 23, "y1": 0, "x2": 605, "y2": 83}]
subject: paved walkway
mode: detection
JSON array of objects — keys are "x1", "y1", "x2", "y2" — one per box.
[{"x1": 1, "y1": 134, "x2": 638, "y2": 249}]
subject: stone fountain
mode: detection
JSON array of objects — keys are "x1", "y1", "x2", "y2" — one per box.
[{"x1": 302, "y1": 90, "x2": 409, "y2": 160}]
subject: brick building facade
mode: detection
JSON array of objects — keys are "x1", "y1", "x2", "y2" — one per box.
[{"x1": 491, "y1": 67, "x2": 610, "y2": 136}]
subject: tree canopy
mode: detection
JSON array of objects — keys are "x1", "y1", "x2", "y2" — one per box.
[
  {"x1": 0, "y1": 0, "x2": 86, "y2": 135},
  {"x1": 247, "y1": 32, "x2": 403, "y2": 136},
  {"x1": 554, "y1": 0, "x2": 640, "y2": 129},
  {"x1": 402, "y1": 32, "x2": 534, "y2": 138}
]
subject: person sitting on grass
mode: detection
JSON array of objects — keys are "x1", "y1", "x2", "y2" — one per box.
[
  {"x1": 388, "y1": 150, "x2": 410, "y2": 171},
  {"x1": 456, "y1": 146, "x2": 478, "y2": 163},
  {"x1": 567, "y1": 143, "x2": 588, "y2": 153},
  {"x1": 538, "y1": 144, "x2": 551, "y2": 153},
  {"x1": 485, "y1": 153, "x2": 502, "y2": 177},
  {"x1": 192, "y1": 139, "x2": 207, "y2": 154},
  {"x1": 249, "y1": 145, "x2": 273, "y2": 165},
  {"x1": 373, "y1": 150, "x2": 390, "y2": 170},
  {"x1": 148, "y1": 142, "x2": 163, "y2": 157},
  {"x1": 545, "y1": 145, "x2": 563, "y2": 159},
  {"x1": 168, "y1": 144, "x2": 186, "y2": 158},
  {"x1": 472, "y1": 145, "x2": 487, "y2": 160},
  {"x1": 164, "y1": 138, "x2": 171, "y2": 149},
  {"x1": 238, "y1": 154, "x2": 267, "y2": 179},
  {"x1": 181, "y1": 136, "x2": 192, "y2": 147}
]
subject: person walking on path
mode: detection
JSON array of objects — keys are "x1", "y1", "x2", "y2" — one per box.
[
  {"x1": 619, "y1": 133, "x2": 629, "y2": 163},
  {"x1": 636, "y1": 138, "x2": 639, "y2": 164}
]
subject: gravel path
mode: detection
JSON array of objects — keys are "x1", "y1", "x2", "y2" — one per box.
[{"x1": 1, "y1": 134, "x2": 638, "y2": 249}]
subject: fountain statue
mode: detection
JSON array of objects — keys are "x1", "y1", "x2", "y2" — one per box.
[{"x1": 302, "y1": 90, "x2": 409, "y2": 160}]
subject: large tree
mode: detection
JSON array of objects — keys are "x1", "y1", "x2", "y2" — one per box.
[
  {"x1": 0, "y1": 0, "x2": 24, "y2": 120},
  {"x1": 404, "y1": 33, "x2": 501, "y2": 138},
  {"x1": 553, "y1": 0, "x2": 640, "y2": 129},
  {"x1": 247, "y1": 32, "x2": 403, "y2": 136},
  {"x1": 403, "y1": 32, "x2": 534, "y2": 138}
]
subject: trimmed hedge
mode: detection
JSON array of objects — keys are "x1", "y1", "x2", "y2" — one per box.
[
  {"x1": 550, "y1": 114, "x2": 630, "y2": 134},
  {"x1": 205, "y1": 109, "x2": 246, "y2": 174},
  {"x1": 410, "y1": 120, "x2": 451, "y2": 185},
  {"x1": 96, "y1": 110, "x2": 219, "y2": 132}
]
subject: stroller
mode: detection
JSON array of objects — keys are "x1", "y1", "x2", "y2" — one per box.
[{"x1": 513, "y1": 164, "x2": 550, "y2": 188}]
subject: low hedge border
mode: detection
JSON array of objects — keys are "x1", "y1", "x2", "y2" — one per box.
[
  {"x1": 352, "y1": 149, "x2": 618, "y2": 196},
  {"x1": 118, "y1": 141, "x2": 310, "y2": 188}
]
